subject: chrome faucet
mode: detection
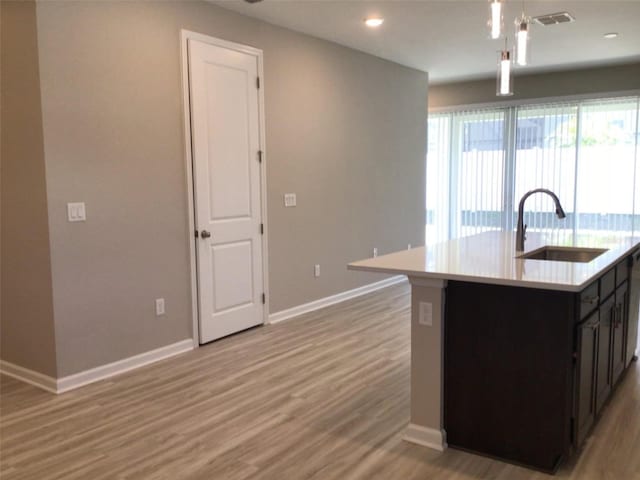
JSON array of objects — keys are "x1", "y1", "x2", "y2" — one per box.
[{"x1": 516, "y1": 188, "x2": 566, "y2": 252}]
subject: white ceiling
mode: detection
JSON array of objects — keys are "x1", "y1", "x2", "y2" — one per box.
[{"x1": 211, "y1": 0, "x2": 640, "y2": 83}]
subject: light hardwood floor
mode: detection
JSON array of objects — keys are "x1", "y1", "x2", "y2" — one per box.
[{"x1": 1, "y1": 282, "x2": 639, "y2": 480}]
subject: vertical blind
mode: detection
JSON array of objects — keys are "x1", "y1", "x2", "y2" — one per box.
[{"x1": 426, "y1": 96, "x2": 640, "y2": 245}]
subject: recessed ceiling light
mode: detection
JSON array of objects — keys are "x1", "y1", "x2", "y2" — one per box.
[
  {"x1": 364, "y1": 17, "x2": 384, "y2": 28},
  {"x1": 603, "y1": 32, "x2": 619, "y2": 39}
]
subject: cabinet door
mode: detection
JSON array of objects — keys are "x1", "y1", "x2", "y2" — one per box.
[
  {"x1": 627, "y1": 253, "x2": 640, "y2": 368},
  {"x1": 575, "y1": 311, "x2": 599, "y2": 447},
  {"x1": 612, "y1": 282, "x2": 628, "y2": 385},
  {"x1": 596, "y1": 296, "x2": 614, "y2": 414}
]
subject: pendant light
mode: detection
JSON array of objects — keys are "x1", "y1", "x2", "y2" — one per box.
[
  {"x1": 488, "y1": 0, "x2": 504, "y2": 39},
  {"x1": 515, "y1": 5, "x2": 531, "y2": 66},
  {"x1": 497, "y1": 40, "x2": 513, "y2": 96}
]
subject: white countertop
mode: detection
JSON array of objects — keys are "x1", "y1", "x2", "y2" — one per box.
[{"x1": 348, "y1": 231, "x2": 640, "y2": 292}]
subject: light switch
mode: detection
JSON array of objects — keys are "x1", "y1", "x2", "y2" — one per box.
[
  {"x1": 67, "y1": 202, "x2": 86, "y2": 222},
  {"x1": 284, "y1": 193, "x2": 297, "y2": 207},
  {"x1": 155, "y1": 298, "x2": 165, "y2": 316}
]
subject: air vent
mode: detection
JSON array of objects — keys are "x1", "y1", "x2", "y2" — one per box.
[
  {"x1": 533, "y1": 12, "x2": 575, "y2": 26},
  {"x1": 244, "y1": 0, "x2": 264, "y2": 3}
]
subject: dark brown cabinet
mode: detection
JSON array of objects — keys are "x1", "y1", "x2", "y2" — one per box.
[
  {"x1": 573, "y1": 261, "x2": 631, "y2": 450},
  {"x1": 578, "y1": 278, "x2": 631, "y2": 445},
  {"x1": 444, "y1": 254, "x2": 634, "y2": 473},
  {"x1": 595, "y1": 296, "x2": 613, "y2": 413},
  {"x1": 574, "y1": 260, "x2": 629, "y2": 446},
  {"x1": 612, "y1": 282, "x2": 628, "y2": 385},
  {"x1": 575, "y1": 311, "x2": 598, "y2": 447}
]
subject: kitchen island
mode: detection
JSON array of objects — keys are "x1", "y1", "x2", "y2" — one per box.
[{"x1": 348, "y1": 231, "x2": 640, "y2": 472}]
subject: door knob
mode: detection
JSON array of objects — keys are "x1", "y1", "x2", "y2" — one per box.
[{"x1": 200, "y1": 230, "x2": 211, "y2": 239}]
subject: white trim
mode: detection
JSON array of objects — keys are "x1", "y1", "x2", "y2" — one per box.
[
  {"x1": 180, "y1": 30, "x2": 270, "y2": 345},
  {"x1": 180, "y1": 30, "x2": 200, "y2": 349},
  {"x1": 1, "y1": 340, "x2": 194, "y2": 394},
  {"x1": 268, "y1": 276, "x2": 406, "y2": 324},
  {"x1": 430, "y1": 89, "x2": 640, "y2": 114},
  {"x1": 403, "y1": 424, "x2": 447, "y2": 452},
  {"x1": 56, "y1": 339, "x2": 194, "y2": 393},
  {"x1": 257, "y1": 40, "x2": 270, "y2": 326},
  {"x1": 0, "y1": 361, "x2": 58, "y2": 394}
]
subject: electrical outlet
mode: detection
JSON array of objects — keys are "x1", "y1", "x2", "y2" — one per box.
[
  {"x1": 155, "y1": 298, "x2": 165, "y2": 316},
  {"x1": 314, "y1": 264, "x2": 320, "y2": 277},
  {"x1": 373, "y1": 247, "x2": 378, "y2": 258},
  {"x1": 419, "y1": 301, "x2": 433, "y2": 326}
]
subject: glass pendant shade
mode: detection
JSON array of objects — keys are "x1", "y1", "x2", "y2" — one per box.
[
  {"x1": 515, "y1": 18, "x2": 530, "y2": 66},
  {"x1": 489, "y1": 0, "x2": 503, "y2": 39},
  {"x1": 497, "y1": 49, "x2": 513, "y2": 96}
]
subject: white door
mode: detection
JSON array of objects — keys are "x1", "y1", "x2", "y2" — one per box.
[{"x1": 188, "y1": 38, "x2": 265, "y2": 343}]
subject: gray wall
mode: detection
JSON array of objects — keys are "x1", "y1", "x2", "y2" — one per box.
[
  {"x1": 429, "y1": 63, "x2": 640, "y2": 109},
  {"x1": 31, "y1": 1, "x2": 427, "y2": 376},
  {"x1": 0, "y1": 0, "x2": 58, "y2": 376}
]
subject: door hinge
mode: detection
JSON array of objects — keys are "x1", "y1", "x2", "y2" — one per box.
[
  {"x1": 260, "y1": 223, "x2": 264, "y2": 235},
  {"x1": 194, "y1": 229, "x2": 199, "y2": 238},
  {"x1": 257, "y1": 76, "x2": 260, "y2": 89},
  {"x1": 262, "y1": 293, "x2": 266, "y2": 304},
  {"x1": 258, "y1": 150, "x2": 263, "y2": 163}
]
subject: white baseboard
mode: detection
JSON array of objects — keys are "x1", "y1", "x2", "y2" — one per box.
[
  {"x1": 268, "y1": 275, "x2": 406, "y2": 325},
  {"x1": 0, "y1": 361, "x2": 58, "y2": 394},
  {"x1": 56, "y1": 339, "x2": 194, "y2": 393},
  {"x1": 403, "y1": 424, "x2": 447, "y2": 452},
  {"x1": 1, "y1": 339, "x2": 194, "y2": 394}
]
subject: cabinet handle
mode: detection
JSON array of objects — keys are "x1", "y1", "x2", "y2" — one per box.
[{"x1": 583, "y1": 295, "x2": 599, "y2": 305}]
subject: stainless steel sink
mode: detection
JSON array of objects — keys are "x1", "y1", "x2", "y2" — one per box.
[{"x1": 518, "y1": 246, "x2": 608, "y2": 263}]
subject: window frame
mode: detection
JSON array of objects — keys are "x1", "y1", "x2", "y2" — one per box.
[{"x1": 427, "y1": 93, "x2": 640, "y2": 242}]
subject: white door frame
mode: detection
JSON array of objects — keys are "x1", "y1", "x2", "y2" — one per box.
[{"x1": 180, "y1": 29, "x2": 269, "y2": 348}]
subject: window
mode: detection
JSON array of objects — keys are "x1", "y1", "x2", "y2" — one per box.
[{"x1": 426, "y1": 96, "x2": 640, "y2": 245}]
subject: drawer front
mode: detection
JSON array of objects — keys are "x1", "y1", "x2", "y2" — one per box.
[
  {"x1": 600, "y1": 268, "x2": 616, "y2": 301},
  {"x1": 616, "y1": 259, "x2": 629, "y2": 286},
  {"x1": 580, "y1": 281, "x2": 600, "y2": 320}
]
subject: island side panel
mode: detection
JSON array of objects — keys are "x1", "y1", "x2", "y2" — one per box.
[
  {"x1": 403, "y1": 277, "x2": 447, "y2": 451},
  {"x1": 444, "y1": 280, "x2": 575, "y2": 472}
]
